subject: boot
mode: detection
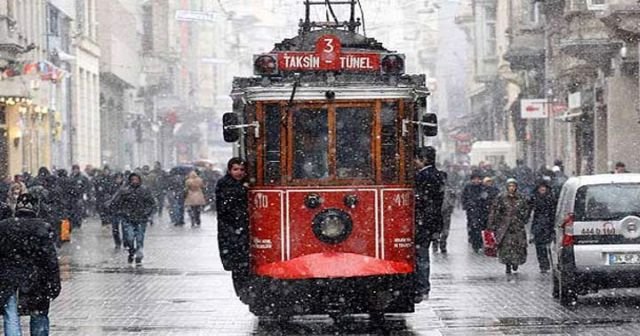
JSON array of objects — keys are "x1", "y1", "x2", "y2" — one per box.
[{"x1": 505, "y1": 264, "x2": 512, "y2": 274}]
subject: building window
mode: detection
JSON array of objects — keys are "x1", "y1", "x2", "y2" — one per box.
[
  {"x1": 48, "y1": 7, "x2": 59, "y2": 36},
  {"x1": 528, "y1": 2, "x2": 541, "y2": 25},
  {"x1": 142, "y1": 4, "x2": 153, "y2": 52},
  {"x1": 587, "y1": 0, "x2": 607, "y2": 10},
  {"x1": 484, "y1": 6, "x2": 497, "y2": 58}
]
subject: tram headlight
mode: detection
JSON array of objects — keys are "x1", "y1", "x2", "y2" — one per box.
[
  {"x1": 312, "y1": 209, "x2": 353, "y2": 244},
  {"x1": 381, "y1": 54, "x2": 405, "y2": 75},
  {"x1": 253, "y1": 55, "x2": 278, "y2": 76}
]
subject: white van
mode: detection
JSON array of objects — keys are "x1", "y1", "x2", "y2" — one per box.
[
  {"x1": 469, "y1": 141, "x2": 516, "y2": 167},
  {"x1": 551, "y1": 174, "x2": 640, "y2": 306}
]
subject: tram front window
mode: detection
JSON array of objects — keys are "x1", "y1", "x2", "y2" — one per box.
[
  {"x1": 293, "y1": 108, "x2": 329, "y2": 179},
  {"x1": 336, "y1": 107, "x2": 372, "y2": 179}
]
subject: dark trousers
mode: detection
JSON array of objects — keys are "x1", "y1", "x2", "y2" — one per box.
[
  {"x1": 111, "y1": 215, "x2": 124, "y2": 248},
  {"x1": 188, "y1": 206, "x2": 202, "y2": 226},
  {"x1": 466, "y1": 212, "x2": 484, "y2": 251},
  {"x1": 535, "y1": 243, "x2": 551, "y2": 271},
  {"x1": 415, "y1": 240, "x2": 431, "y2": 295},
  {"x1": 154, "y1": 193, "x2": 165, "y2": 215}
]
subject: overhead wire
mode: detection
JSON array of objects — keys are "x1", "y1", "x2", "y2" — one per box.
[
  {"x1": 357, "y1": 0, "x2": 366, "y2": 36},
  {"x1": 325, "y1": 0, "x2": 340, "y2": 24}
]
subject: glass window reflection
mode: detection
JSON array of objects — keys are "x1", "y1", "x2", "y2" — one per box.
[{"x1": 293, "y1": 108, "x2": 329, "y2": 179}]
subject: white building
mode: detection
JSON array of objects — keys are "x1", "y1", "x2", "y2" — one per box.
[{"x1": 72, "y1": 0, "x2": 100, "y2": 167}]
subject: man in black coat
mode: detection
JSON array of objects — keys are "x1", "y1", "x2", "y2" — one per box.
[
  {"x1": 215, "y1": 158, "x2": 250, "y2": 302},
  {"x1": 111, "y1": 173, "x2": 155, "y2": 264},
  {"x1": 462, "y1": 171, "x2": 487, "y2": 252},
  {"x1": 414, "y1": 147, "x2": 445, "y2": 303},
  {"x1": 0, "y1": 193, "x2": 60, "y2": 336}
]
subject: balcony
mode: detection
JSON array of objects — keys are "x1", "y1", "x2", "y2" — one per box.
[
  {"x1": 559, "y1": 2, "x2": 620, "y2": 65},
  {"x1": 600, "y1": 1, "x2": 640, "y2": 35},
  {"x1": 505, "y1": 28, "x2": 545, "y2": 70},
  {"x1": 0, "y1": 15, "x2": 25, "y2": 62}
]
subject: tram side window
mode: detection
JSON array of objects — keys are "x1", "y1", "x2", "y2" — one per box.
[
  {"x1": 336, "y1": 107, "x2": 373, "y2": 179},
  {"x1": 293, "y1": 108, "x2": 329, "y2": 179},
  {"x1": 381, "y1": 102, "x2": 399, "y2": 183},
  {"x1": 264, "y1": 104, "x2": 281, "y2": 184}
]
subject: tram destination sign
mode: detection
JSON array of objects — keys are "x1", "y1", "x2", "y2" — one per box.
[
  {"x1": 265, "y1": 35, "x2": 389, "y2": 73},
  {"x1": 255, "y1": 35, "x2": 404, "y2": 73}
]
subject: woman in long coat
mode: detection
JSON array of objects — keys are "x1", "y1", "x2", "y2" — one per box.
[
  {"x1": 529, "y1": 179, "x2": 557, "y2": 273},
  {"x1": 185, "y1": 171, "x2": 206, "y2": 227},
  {"x1": 488, "y1": 178, "x2": 530, "y2": 274}
]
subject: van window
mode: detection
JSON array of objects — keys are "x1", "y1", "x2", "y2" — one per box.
[{"x1": 574, "y1": 184, "x2": 640, "y2": 221}]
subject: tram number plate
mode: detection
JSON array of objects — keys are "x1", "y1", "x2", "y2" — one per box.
[{"x1": 608, "y1": 253, "x2": 640, "y2": 265}]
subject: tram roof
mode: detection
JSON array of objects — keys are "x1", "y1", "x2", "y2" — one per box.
[{"x1": 271, "y1": 28, "x2": 390, "y2": 53}]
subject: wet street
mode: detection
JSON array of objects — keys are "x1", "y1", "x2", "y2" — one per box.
[{"x1": 5, "y1": 209, "x2": 640, "y2": 335}]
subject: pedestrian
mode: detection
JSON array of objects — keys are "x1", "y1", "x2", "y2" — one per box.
[
  {"x1": 529, "y1": 180, "x2": 557, "y2": 273},
  {"x1": 94, "y1": 167, "x2": 113, "y2": 226},
  {"x1": 0, "y1": 193, "x2": 60, "y2": 336},
  {"x1": 434, "y1": 170, "x2": 455, "y2": 254},
  {"x1": 488, "y1": 178, "x2": 530, "y2": 274},
  {"x1": 215, "y1": 158, "x2": 250, "y2": 302},
  {"x1": 69, "y1": 165, "x2": 90, "y2": 228},
  {"x1": 413, "y1": 147, "x2": 445, "y2": 302},
  {"x1": 481, "y1": 176, "x2": 500, "y2": 229},
  {"x1": 185, "y1": 171, "x2": 206, "y2": 227},
  {"x1": 461, "y1": 171, "x2": 485, "y2": 252},
  {"x1": 105, "y1": 172, "x2": 127, "y2": 249},
  {"x1": 167, "y1": 169, "x2": 187, "y2": 226},
  {"x1": 147, "y1": 162, "x2": 167, "y2": 217},
  {"x1": 613, "y1": 161, "x2": 629, "y2": 174},
  {"x1": 6, "y1": 182, "x2": 27, "y2": 213},
  {"x1": 513, "y1": 159, "x2": 535, "y2": 197},
  {"x1": 110, "y1": 173, "x2": 155, "y2": 264},
  {"x1": 551, "y1": 166, "x2": 568, "y2": 198}
]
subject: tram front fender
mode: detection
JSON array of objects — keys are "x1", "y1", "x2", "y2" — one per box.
[{"x1": 255, "y1": 252, "x2": 413, "y2": 279}]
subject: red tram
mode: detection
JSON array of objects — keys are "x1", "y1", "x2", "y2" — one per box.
[{"x1": 221, "y1": 0, "x2": 438, "y2": 319}]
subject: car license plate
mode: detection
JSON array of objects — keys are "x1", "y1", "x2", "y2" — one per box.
[{"x1": 608, "y1": 253, "x2": 640, "y2": 265}]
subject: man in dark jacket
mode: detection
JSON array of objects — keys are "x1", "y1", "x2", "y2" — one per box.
[
  {"x1": 462, "y1": 171, "x2": 487, "y2": 252},
  {"x1": 413, "y1": 147, "x2": 445, "y2": 303},
  {"x1": 111, "y1": 173, "x2": 155, "y2": 264},
  {"x1": 215, "y1": 158, "x2": 250, "y2": 302},
  {"x1": 529, "y1": 180, "x2": 557, "y2": 273},
  {"x1": 0, "y1": 193, "x2": 60, "y2": 336},
  {"x1": 94, "y1": 167, "x2": 114, "y2": 226}
]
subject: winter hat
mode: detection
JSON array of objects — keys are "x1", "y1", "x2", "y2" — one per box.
[
  {"x1": 15, "y1": 193, "x2": 38, "y2": 216},
  {"x1": 506, "y1": 178, "x2": 518, "y2": 185},
  {"x1": 552, "y1": 166, "x2": 561, "y2": 173}
]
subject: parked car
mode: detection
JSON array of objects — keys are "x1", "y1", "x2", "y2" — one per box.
[{"x1": 552, "y1": 174, "x2": 640, "y2": 306}]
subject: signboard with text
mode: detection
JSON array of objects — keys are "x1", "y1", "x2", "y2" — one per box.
[
  {"x1": 275, "y1": 35, "x2": 383, "y2": 72},
  {"x1": 520, "y1": 98, "x2": 548, "y2": 119}
]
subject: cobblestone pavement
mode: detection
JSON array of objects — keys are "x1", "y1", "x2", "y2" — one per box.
[{"x1": 3, "y1": 209, "x2": 640, "y2": 335}]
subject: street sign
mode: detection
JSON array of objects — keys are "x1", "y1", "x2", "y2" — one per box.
[
  {"x1": 520, "y1": 98, "x2": 548, "y2": 119},
  {"x1": 175, "y1": 10, "x2": 216, "y2": 22}
]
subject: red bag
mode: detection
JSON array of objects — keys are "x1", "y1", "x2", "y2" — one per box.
[{"x1": 482, "y1": 230, "x2": 497, "y2": 257}]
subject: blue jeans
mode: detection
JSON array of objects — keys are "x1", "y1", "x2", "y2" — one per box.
[
  {"x1": 415, "y1": 240, "x2": 431, "y2": 296},
  {"x1": 111, "y1": 215, "x2": 124, "y2": 248},
  {"x1": 169, "y1": 198, "x2": 185, "y2": 225},
  {"x1": 123, "y1": 219, "x2": 147, "y2": 259},
  {"x1": 2, "y1": 292, "x2": 50, "y2": 336}
]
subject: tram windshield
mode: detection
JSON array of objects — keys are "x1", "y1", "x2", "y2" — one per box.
[
  {"x1": 292, "y1": 105, "x2": 375, "y2": 181},
  {"x1": 336, "y1": 107, "x2": 372, "y2": 178},
  {"x1": 293, "y1": 108, "x2": 329, "y2": 179}
]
